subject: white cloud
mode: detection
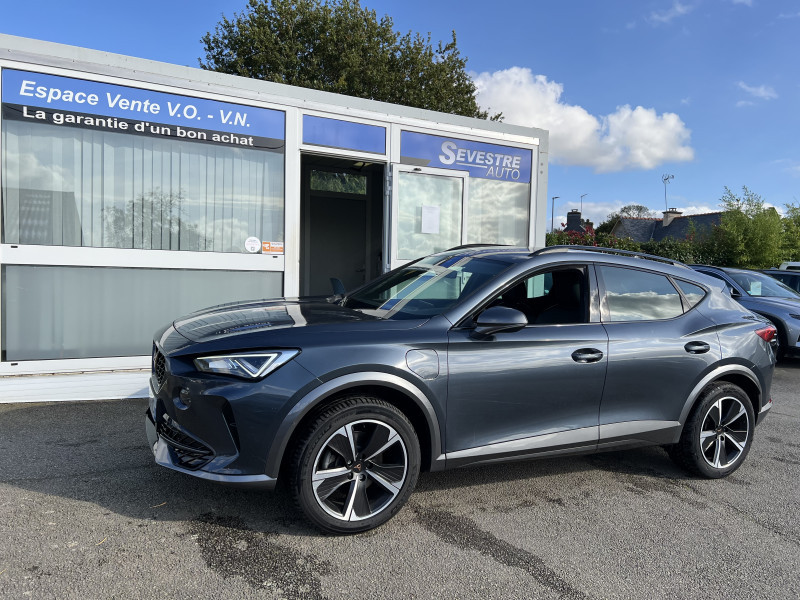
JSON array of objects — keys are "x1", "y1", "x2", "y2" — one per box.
[
  {"x1": 648, "y1": 2, "x2": 693, "y2": 24},
  {"x1": 775, "y1": 159, "x2": 800, "y2": 177},
  {"x1": 674, "y1": 204, "x2": 719, "y2": 215},
  {"x1": 474, "y1": 67, "x2": 694, "y2": 173},
  {"x1": 778, "y1": 11, "x2": 800, "y2": 18},
  {"x1": 731, "y1": 0, "x2": 752, "y2": 6},
  {"x1": 736, "y1": 100, "x2": 755, "y2": 107},
  {"x1": 737, "y1": 81, "x2": 778, "y2": 100}
]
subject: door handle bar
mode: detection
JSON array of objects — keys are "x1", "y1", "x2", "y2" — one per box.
[{"x1": 571, "y1": 348, "x2": 604, "y2": 363}]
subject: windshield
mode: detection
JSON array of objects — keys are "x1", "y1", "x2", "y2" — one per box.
[
  {"x1": 342, "y1": 253, "x2": 512, "y2": 319},
  {"x1": 728, "y1": 271, "x2": 800, "y2": 299}
]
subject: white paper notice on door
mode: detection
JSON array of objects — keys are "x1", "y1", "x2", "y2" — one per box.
[{"x1": 421, "y1": 205, "x2": 440, "y2": 234}]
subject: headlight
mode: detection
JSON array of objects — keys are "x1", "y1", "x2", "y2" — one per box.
[{"x1": 194, "y1": 350, "x2": 299, "y2": 379}]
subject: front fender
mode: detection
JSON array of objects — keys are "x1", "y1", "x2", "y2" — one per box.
[{"x1": 263, "y1": 371, "x2": 445, "y2": 479}]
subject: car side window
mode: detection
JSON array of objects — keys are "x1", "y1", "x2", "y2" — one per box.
[
  {"x1": 699, "y1": 270, "x2": 733, "y2": 288},
  {"x1": 599, "y1": 266, "x2": 683, "y2": 322},
  {"x1": 674, "y1": 279, "x2": 706, "y2": 308},
  {"x1": 490, "y1": 267, "x2": 588, "y2": 325}
]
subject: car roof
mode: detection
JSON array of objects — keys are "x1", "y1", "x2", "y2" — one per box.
[
  {"x1": 764, "y1": 268, "x2": 800, "y2": 275},
  {"x1": 692, "y1": 265, "x2": 763, "y2": 276},
  {"x1": 435, "y1": 245, "x2": 700, "y2": 280}
]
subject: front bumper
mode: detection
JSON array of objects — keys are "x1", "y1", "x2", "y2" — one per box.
[{"x1": 145, "y1": 404, "x2": 277, "y2": 489}]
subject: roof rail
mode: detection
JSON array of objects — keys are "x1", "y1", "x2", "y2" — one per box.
[
  {"x1": 530, "y1": 245, "x2": 691, "y2": 269},
  {"x1": 446, "y1": 243, "x2": 510, "y2": 251}
]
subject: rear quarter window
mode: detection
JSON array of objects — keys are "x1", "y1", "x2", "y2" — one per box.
[{"x1": 674, "y1": 279, "x2": 707, "y2": 308}]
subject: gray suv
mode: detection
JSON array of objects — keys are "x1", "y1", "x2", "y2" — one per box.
[{"x1": 146, "y1": 246, "x2": 776, "y2": 533}]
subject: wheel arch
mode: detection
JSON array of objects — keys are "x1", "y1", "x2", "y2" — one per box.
[
  {"x1": 674, "y1": 365, "x2": 762, "y2": 443},
  {"x1": 267, "y1": 372, "x2": 444, "y2": 481}
]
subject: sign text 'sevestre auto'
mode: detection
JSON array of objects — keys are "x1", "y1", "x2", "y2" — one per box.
[{"x1": 400, "y1": 131, "x2": 533, "y2": 183}]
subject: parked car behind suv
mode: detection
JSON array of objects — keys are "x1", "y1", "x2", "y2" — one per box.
[
  {"x1": 763, "y1": 269, "x2": 800, "y2": 294},
  {"x1": 147, "y1": 246, "x2": 776, "y2": 533},
  {"x1": 691, "y1": 265, "x2": 800, "y2": 358}
]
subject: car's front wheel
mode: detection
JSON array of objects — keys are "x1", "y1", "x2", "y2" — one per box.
[
  {"x1": 668, "y1": 383, "x2": 754, "y2": 478},
  {"x1": 289, "y1": 395, "x2": 420, "y2": 533}
]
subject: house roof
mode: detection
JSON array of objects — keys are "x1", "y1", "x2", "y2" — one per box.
[{"x1": 612, "y1": 212, "x2": 722, "y2": 243}]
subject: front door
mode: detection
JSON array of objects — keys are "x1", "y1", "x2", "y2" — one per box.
[{"x1": 446, "y1": 265, "x2": 608, "y2": 461}]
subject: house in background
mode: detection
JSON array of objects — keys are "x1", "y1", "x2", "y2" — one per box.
[
  {"x1": 563, "y1": 209, "x2": 593, "y2": 233},
  {"x1": 610, "y1": 208, "x2": 722, "y2": 243}
]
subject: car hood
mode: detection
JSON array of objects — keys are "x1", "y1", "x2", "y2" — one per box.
[
  {"x1": 739, "y1": 296, "x2": 800, "y2": 314},
  {"x1": 172, "y1": 297, "x2": 420, "y2": 343}
]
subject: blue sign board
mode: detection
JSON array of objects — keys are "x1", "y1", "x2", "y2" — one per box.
[
  {"x1": 303, "y1": 115, "x2": 385, "y2": 154},
  {"x1": 400, "y1": 131, "x2": 532, "y2": 183},
  {"x1": 1, "y1": 69, "x2": 285, "y2": 145}
]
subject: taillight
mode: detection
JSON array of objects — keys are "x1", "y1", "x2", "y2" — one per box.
[{"x1": 755, "y1": 325, "x2": 777, "y2": 343}]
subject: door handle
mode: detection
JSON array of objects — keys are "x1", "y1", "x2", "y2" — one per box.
[
  {"x1": 684, "y1": 341, "x2": 711, "y2": 354},
  {"x1": 571, "y1": 348, "x2": 604, "y2": 363}
]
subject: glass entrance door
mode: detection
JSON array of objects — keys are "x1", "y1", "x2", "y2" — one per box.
[{"x1": 389, "y1": 165, "x2": 468, "y2": 270}]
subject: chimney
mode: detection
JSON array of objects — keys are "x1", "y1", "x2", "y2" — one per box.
[
  {"x1": 662, "y1": 208, "x2": 682, "y2": 227},
  {"x1": 566, "y1": 209, "x2": 583, "y2": 232}
]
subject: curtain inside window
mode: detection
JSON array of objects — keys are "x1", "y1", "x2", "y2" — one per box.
[{"x1": 2, "y1": 120, "x2": 284, "y2": 252}]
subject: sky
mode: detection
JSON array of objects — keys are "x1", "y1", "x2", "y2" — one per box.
[{"x1": 2, "y1": 0, "x2": 799, "y2": 229}]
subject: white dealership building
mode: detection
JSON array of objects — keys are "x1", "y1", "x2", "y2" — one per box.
[{"x1": 0, "y1": 34, "x2": 548, "y2": 402}]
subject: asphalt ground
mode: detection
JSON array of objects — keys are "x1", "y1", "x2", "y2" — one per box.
[{"x1": 1, "y1": 362, "x2": 799, "y2": 600}]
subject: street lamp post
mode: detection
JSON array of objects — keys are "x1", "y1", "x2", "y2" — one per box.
[
  {"x1": 662, "y1": 174, "x2": 674, "y2": 210},
  {"x1": 580, "y1": 193, "x2": 588, "y2": 213},
  {"x1": 551, "y1": 196, "x2": 559, "y2": 232}
]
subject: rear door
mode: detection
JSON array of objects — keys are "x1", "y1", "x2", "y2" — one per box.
[{"x1": 596, "y1": 265, "x2": 720, "y2": 447}]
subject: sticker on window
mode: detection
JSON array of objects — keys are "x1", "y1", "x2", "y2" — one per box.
[{"x1": 262, "y1": 241, "x2": 284, "y2": 255}]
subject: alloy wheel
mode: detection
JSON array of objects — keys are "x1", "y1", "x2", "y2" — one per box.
[
  {"x1": 311, "y1": 419, "x2": 408, "y2": 522},
  {"x1": 699, "y1": 396, "x2": 750, "y2": 469}
]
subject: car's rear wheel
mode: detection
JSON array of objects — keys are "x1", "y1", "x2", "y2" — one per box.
[
  {"x1": 668, "y1": 383, "x2": 754, "y2": 478},
  {"x1": 289, "y1": 395, "x2": 420, "y2": 533}
]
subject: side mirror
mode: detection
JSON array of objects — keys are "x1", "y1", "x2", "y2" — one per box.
[
  {"x1": 330, "y1": 277, "x2": 346, "y2": 296},
  {"x1": 729, "y1": 286, "x2": 741, "y2": 298},
  {"x1": 472, "y1": 306, "x2": 527, "y2": 338}
]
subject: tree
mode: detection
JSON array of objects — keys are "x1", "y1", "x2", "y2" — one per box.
[
  {"x1": 595, "y1": 204, "x2": 656, "y2": 234},
  {"x1": 200, "y1": 0, "x2": 495, "y2": 119},
  {"x1": 781, "y1": 203, "x2": 800, "y2": 262},
  {"x1": 713, "y1": 186, "x2": 782, "y2": 268}
]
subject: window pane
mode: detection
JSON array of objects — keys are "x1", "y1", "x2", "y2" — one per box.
[
  {"x1": 466, "y1": 179, "x2": 529, "y2": 246},
  {"x1": 397, "y1": 172, "x2": 462, "y2": 260},
  {"x1": 310, "y1": 170, "x2": 367, "y2": 195},
  {"x1": 674, "y1": 279, "x2": 706, "y2": 308},
  {"x1": 2, "y1": 119, "x2": 284, "y2": 252},
  {"x1": 492, "y1": 269, "x2": 585, "y2": 325},
  {"x1": 1, "y1": 265, "x2": 282, "y2": 360},
  {"x1": 600, "y1": 266, "x2": 683, "y2": 322}
]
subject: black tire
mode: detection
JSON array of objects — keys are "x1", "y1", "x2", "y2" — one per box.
[
  {"x1": 289, "y1": 395, "x2": 420, "y2": 534},
  {"x1": 668, "y1": 383, "x2": 755, "y2": 478}
]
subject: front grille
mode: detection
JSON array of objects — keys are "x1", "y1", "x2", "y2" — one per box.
[
  {"x1": 153, "y1": 349, "x2": 167, "y2": 389},
  {"x1": 157, "y1": 418, "x2": 214, "y2": 470}
]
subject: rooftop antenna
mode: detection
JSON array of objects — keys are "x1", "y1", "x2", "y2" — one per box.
[{"x1": 662, "y1": 174, "x2": 674, "y2": 211}]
